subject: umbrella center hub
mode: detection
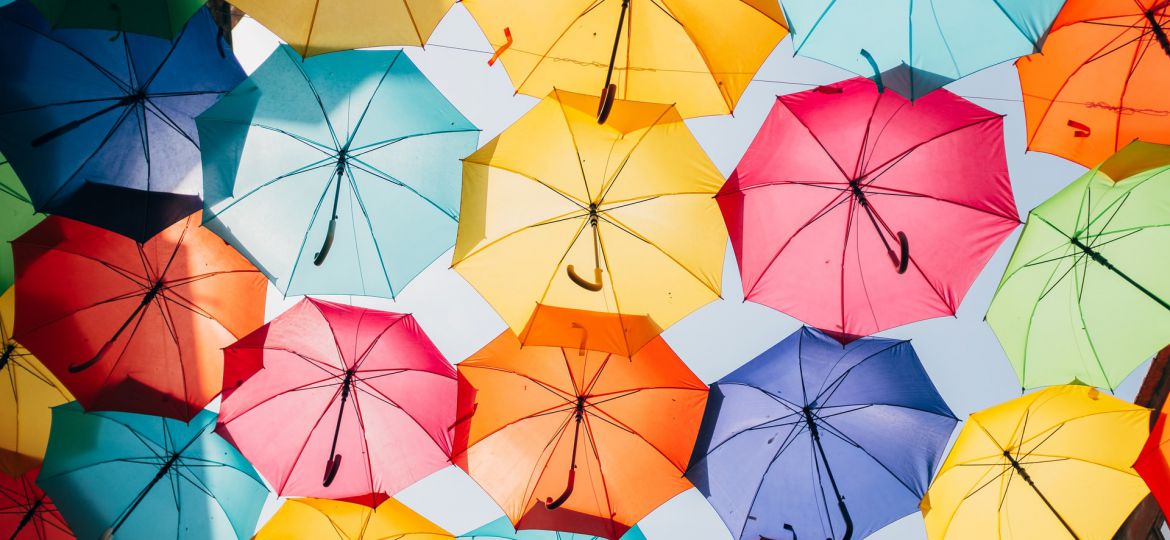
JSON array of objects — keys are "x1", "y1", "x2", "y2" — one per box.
[
  {"x1": 574, "y1": 395, "x2": 587, "y2": 417},
  {"x1": 143, "y1": 280, "x2": 165, "y2": 304},
  {"x1": 0, "y1": 342, "x2": 14, "y2": 370},
  {"x1": 848, "y1": 180, "x2": 869, "y2": 205},
  {"x1": 587, "y1": 204, "x2": 599, "y2": 223},
  {"x1": 121, "y1": 88, "x2": 148, "y2": 106}
]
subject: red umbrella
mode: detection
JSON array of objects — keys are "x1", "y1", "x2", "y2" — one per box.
[
  {"x1": 12, "y1": 213, "x2": 266, "y2": 421},
  {"x1": 717, "y1": 77, "x2": 1019, "y2": 342},
  {"x1": 1136, "y1": 412, "x2": 1170, "y2": 512},
  {"x1": 0, "y1": 468, "x2": 72, "y2": 540},
  {"x1": 216, "y1": 297, "x2": 456, "y2": 505}
]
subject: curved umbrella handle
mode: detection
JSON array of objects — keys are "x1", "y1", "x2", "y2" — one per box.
[
  {"x1": 596, "y1": 83, "x2": 617, "y2": 124},
  {"x1": 544, "y1": 468, "x2": 576, "y2": 510},
  {"x1": 68, "y1": 352, "x2": 104, "y2": 373},
  {"x1": 567, "y1": 265, "x2": 603, "y2": 292},
  {"x1": 837, "y1": 497, "x2": 855, "y2": 540},
  {"x1": 313, "y1": 217, "x2": 338, "y2": 266},
  {"x1": 888, "y1": 231, "x2": 909, "y2": 274},
  {"x1": 323, "y1": 454, "x2": 342, "y2": 487},
  {"x1": 782, "y1": 523, "x2": 797, "y2": 540},
  {"x1": 859, "y1": 49, "x2": 884, "y2": 94}
]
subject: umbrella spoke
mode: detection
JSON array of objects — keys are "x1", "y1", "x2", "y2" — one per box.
[{"x1": 205, "y1": 157, "x2": 337, "y2": 220}]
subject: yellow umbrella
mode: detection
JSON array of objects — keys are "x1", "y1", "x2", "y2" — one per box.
[
  {"x1": 0, "y1": 286, "x2": 72, "y2": 477},
  {"x1": 453, "y1": 89, "x2": 726, "y2": 341},
  {"x1": 464, "y1": 0, "x2": 788, "y2": 119},
  {"x1": 922, "y1": 385, "x2": 1150, "y2": 540},
  {"x1": 254, "y1": 497, "x2": 453, "y2": 540}
]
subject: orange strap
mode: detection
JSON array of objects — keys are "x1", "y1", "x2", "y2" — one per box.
[{"x1": 488, "y1": 27, "x2": 512, "y2": 66}]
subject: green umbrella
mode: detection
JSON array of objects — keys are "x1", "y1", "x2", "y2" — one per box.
[
  {"x1": 29, "y1": 0, "x2": 207, "y2": 39},
  {"x1": 0, "y1": 152, "x2": 42, "y2": 290},
  {"x1": 988, "y1": 141, "x2": 1170, "y2": 390}
]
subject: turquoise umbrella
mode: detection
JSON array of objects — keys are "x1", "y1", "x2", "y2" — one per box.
[
  {"x1": 198, "y1": 45, "x2": 478, "y2": 298},
  {"x1": 459, "y1": 517, "x2": 648, "y2": 540},
  {"x1": 1, "y1": 153, "x2": 42, "y2": 290}
]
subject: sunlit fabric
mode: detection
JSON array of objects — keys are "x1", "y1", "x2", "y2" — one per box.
[{"x1": 254, "y1": 497, "x2": 453, "y2": 540}]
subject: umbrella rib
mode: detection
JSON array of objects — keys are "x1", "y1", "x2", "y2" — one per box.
[
  {"x1": 741, "y1": 191, "x2": 854, "y2": 299},
  {"x1": 340, "y1": 53, "x2": 403, "y2": 149},
  {"x1": 791, "y1": 0, "x2": 841, "y2": 54},
  {"x1": 353, "y1": 382, "x2": 455, "y2": 452},
  {"x1": 281, "y1": 169, "x2": 340, "y2": 295},
  {"x1": 552, "y1": 90, "x2": 595, "y2": 201},
  {"x1": 457, "y1": 364, "x2": 576, "y2": 402},
  {"x1": 37, "y1": 102, "x2": 137, "y2": 210},
  {"x1": 346, "y1": 127, "x2": 479, "y2": 157},
  {"x1": 163, "y1": 269, "x2": 260, "y2": 289},
  {"x1": 811, "y1": 410, "x2": 927, "y2": 499},
  {"x1": 451, "y1": 208, "x2": 587, "y2": 267},
  {"x1": 734, "y1": 421, "x2": 809, "y2": 538},
  {"x1": 343, "y1": 166, "x2": 398, "y2": 297},
  {"x1": 281, "y1": 46, "x2": 341, "y2": 148},
  {"x1": 585, "y1": 403, "x2": 690, "y2": 474},
  {"x1": 647, "y1": 0, "x2": 735, "y2": 112},
  {"x1": 142, "y1": 101, "x2": 200, "y2": 149},
  {"x1": 594, "y1": 212, "x2": 722, "y2": 297},
  {"x1": 0, "y1": 17, "x2": 132, "y2": 93},
  {"x1": 580, "y1": 412, "x2": 620, "y2": 538},
  {"x1": 515, "y1": 410, "x2": 575, "y2": 511},
  {"x1": 347, "y1": 157, "x2": 458, "y2": 220},
  {"x1": 596, "y1": 105, "x2": 676, "y2": 203},
  {"x1": 511, "y1": 1, "x2": 605, "y2": 93},
  {"x1": 12, "y1": 289, "x2": 146, "y2": 339},
  {"x1": 534, "y1": 216, "x2": 592, "y2": 307},
  {"x1": 137, "y1": 22, "x2": 190, "y2": 91},
  {"x1": 461, "y1": 160, "x2": 589, "y2": 211},
  {"x1": 219, "y1": 374, "x2": 342, "y2": 423},
  {"x1": 204, "y1": 158, "x2": 337, "y2": 220},
  {"x1": 277, "y1": 383, "x2": 345, "y2": 494},
  {"x1": 350, "y1": 318, "x2": 409, "y2": 372},
  {"x1": 348, "y1": 386, "x2": 381, "y2": 504},
  {"x1": 810, "y1": 341, "x2": 904, "y2": 403},
  {"x1": 1072, "y1": 259, "x2": 1114, "y2": 388},
  {"x1": 455, "y1": 398, "x2": 578, "y2": 452}
]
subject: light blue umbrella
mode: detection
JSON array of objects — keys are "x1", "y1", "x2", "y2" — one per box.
[
  {"x1": 198, "y1": 45, "x2": 478, "y2": 298},
  {"x1": 459, "y1": 516, "x2": 648, "y2": 540}
]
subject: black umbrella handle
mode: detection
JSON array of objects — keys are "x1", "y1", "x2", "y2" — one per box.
[
  {"x1": 805, "y1": 408, "x2": 853, "y2": 540},
  {"x1": 313, "y1": 217, "x2": 338, "y2": 266},
  {"x1": 597, "y1": 0, "x2": 630, "y2": 123},
  {"x1": 10, "y1": 496, "x2": 43, "y2": 540},
  {"x1": 1146, "y1": 10, "x2": 1170, "y2": 58},
  {"x1": 544, "y1": 468, "x2": 576, "y2": 510},
  {"x1": 70, "y1": 282, "x2": 162, "y2": 373},
  {"x1": 323, "y1": 371, "x2": 354, "y2": 486},
  {"x1": 323, "y1": 454, "x2": 342, "y2": 487},
  {"x1": 546, "y1": 400, "x2": 586, "y2": 510}
]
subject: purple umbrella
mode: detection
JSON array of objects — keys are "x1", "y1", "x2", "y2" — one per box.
[{"x1": 686, "y1": 326, "x2": 957, "y2": 540}]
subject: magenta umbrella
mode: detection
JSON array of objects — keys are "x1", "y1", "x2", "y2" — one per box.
[
  {"x1": 216, "y1": 297, "x2": 456, "y2": 505},
  {"x1": 717, "y1": 77, "x2": 1019, "y2": 342}
]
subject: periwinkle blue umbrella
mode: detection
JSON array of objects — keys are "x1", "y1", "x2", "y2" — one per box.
[
  {"x1": 0, "y1": 2, "x2": 244, "y2": 242},
  {"x1": 686, "y1": 327, "x2": 957, "y2": 540},
  {"x1": 459, "y1": 517, "x2": 648, "y2": 540},
  {"x1": 197, "y1": 46, "x2": 478, "y2": 298}
]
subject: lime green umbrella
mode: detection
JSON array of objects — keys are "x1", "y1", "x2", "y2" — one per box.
[
  {"x1": 0, "y1": 152, "x2": 41, "y2": 290},
  {"x1": 29, "y1": 0, "x2": 207, "y2": 39},
  {"x1": 988, "y1": 141, "x2": 1170, "y2": 390}
]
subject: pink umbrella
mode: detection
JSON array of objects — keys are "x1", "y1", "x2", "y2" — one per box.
[
  {"x1": 216, "y1": 298, "x2": 456, "y2": 505},
  {"x1": 718, "y1": 77, "x2": 1019, "y2": 342}
]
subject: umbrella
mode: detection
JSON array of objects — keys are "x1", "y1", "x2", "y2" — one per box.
[
  {"x1": 28, "y1": 0, "x2": 208, "y2": 39},
  {"x1": 922, "y1": 385, "x2": 1150, "y2": 540},
  {"x1": 38, "y1": 402, "x2": 269, "y2": 540},
  {"x1": 987, "y1": 141, "x2": 1170, "y2": 390},
  {"x1": 199, "y1": 46, "x2": 478, "y2": 298},
  {"x1": 1, "y1": 287, "x2": 72, "y2": 477},
  {"x1": 12, "y1": 212, "x2": 267, "y2": 421},
  {"x1": 718, "y1": 77, "x2": 1019, "y2": 342},
  {"x1": 781, "y1": 0, "x2": 1066, "y2": 100},
  {"x1": 463, "y1": 0, "x2": 788, "y2": 119},
  {"x1": 686, "y1": 326, "x2": 956, "y2": 540},
  {"x1": 453, "y1": 90, "x2": 726, "y2": 341},
  {"x1": 1136, "y1": 413, "x2": 1170, "y2": 515},
  {"x1": 1, "y1": 153, "x2": 42, "y2": 290},
  {"x1": 217, "y1": 297, "x2": 456, "y2": 504},
  {"x1": 255, "y1": 497, "x2": 452, "y2": 540},
  {"x1": 0, "y1": 3, "x2": 244, "y2": 242},
  {"x1": 458, "y1": 516, "x2": 647, "y2": 540},
  {"x1": 0, "y1": 468, "x2": 72, "y2": 540},
  {"x1": 1017, "y1": 0, "x2": 1170, "y2": 168},
  {"x1": 452, "y1": 324, "x2": 707, "y2": 540}
]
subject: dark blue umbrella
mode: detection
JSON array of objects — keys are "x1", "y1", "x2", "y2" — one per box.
[
  {"x1": 686, "y1": 326, "x2": 957, "y2": 540},
  {"x1": 0, "y1": 1, "x2": 244, "y2": 241}
]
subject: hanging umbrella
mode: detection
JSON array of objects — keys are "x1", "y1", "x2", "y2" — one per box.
[
  {"x1": 922, "y1": 385, "x2": 1150, "y2": 540},
  {"x1": 463, "y1": 0, "x2": 788, "y2": 119},
  {"x1": 1, "y1": 153, "x2": 42, "y2": 291},
  {"x1": 781, "y1": 0, "x2": 1066, "y2": 100},
  {"x1": 987, "y1": 141, "x2": 1170, "y2": 389},
  {"x1": 686, "y1": 326, "x2": 956, "y2": 540},
  {"x1": 12, "y1": 213, "x2": 267, "y2": 421},
  {"x1": 217, "y1": 297, "x2": 456, "y2": 504},
  {"x1": 0, "y1": 287, "x2": 72, "y2": 478},
  {"x1": 0, "y1": 468, "x2": 72, "y2": 540},
  {"x1": 38, "y1": 402, "x2": 269, "y2": 540},
  {"x1": 28, "y1": 0, "x2": 208, "y2": 39},
  {"x1": 516, "y1": 305, "x2": 663, "y2": 358},
  {"x1": 0, "y1": 3, "x2": 244, "y2": 242},
  {"x1": 459, "y1": 516, "x2": 646, "y2": 540},
  {"x1": 452, "y1": 323, "x2": 707, "y2": 540},
  {"x1": 255, "y1": 497, "x2": 452, "y2": 540},
  {"x1": 718, "y1": 77, "x2": 1019, "y2": 342},
  {"x1": 453, "y1": 90, "x2": 726, "y2": 341},
  {"x1": 1136, "y1": 413, "x2": 1170, "y2": 515},
  {"x1": 199, "y1": 46, "x2": 478, "y2": 298}
]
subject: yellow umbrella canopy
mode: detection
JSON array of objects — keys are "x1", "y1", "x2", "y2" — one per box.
[
  {"x1": 0, "y1": 287, "x2": 72, "y2": 477},
  {"x1": 254, "y1": 497, "x2": 453, "y2": 540},
  {"x1": 922, "y1": 385, "x2": 1150, "y2": 540},
  {"x1": 463, "y1": 0, "x2": 789, "y2": 119},
  {"x1": 453, "y1": 89, "x2": 727, "y2": 340}
]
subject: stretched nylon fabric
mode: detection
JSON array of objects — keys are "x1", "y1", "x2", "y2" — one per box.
[
  {"x1": 458, "y1": 516, "x2": 647, "y2": 540},
  {"x1": 1017, "y1": 0, "x2": 1170, "y2": 168},
  {"x1": 29, "y1": 0, "x2": 208, "y2": 39},
  {"x1": 0, "y1": 468, "x2": 72, "y2": 540},
  {"x1": 200, "y1": 46, "x2": 478, "y2": 298},
  {"x1": 463, "y1": 0, "x2": 788, "y2": 118},
  {"x1": 0, "y1": 154, "x2": 42, "y2": 291},
  {"x1": 782, "y1": 0, "x2": 1064, "y2": 100},
  {"x1": 254, "y1": 497, "x2": 453, "y2": 540},
  {"x1": 217, "y1": 297, "x2": 456, "y2": 503},
  {"x1": 719, "y1": 77, "x2": 1018, "y2": 342},
  {"x1": 453, "y1": 90, "x2": 726, "y2": 339},
  {"x1": 1137, "y1": 413, "x2": 1170, "y2": 515},
  {"x1": 923, "y1": 385, "x2": 1150, "y2": 540},
  {"x1": 987, "y1": 141, "x2": 1170, "y2": 389}
]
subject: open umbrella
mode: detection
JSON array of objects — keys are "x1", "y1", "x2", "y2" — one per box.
[
  {"x1": 1018, "y1": 0, "x2": 1170, "y2": 168},
  {"x1": 1, "y1": 154, "x2": 42, "y2": 290},
  {"x1": 987, "y1": 141, "x2": 1170, "y2": 390},
  {"x1": 217, "y1": 297, "x2": 456, "y2": 504},
  {"x1": 28, "y1": 0, "x2": 208, "y2": 39},
  {"x1": 922, "y1": 385, "x2": 1150, "y2": 540},
  {"x1": 0, "y1": 3, "x2": 244, "y2": 242},
  {"x1": 199, "y1": 46, "x2": 477, "y2": 298},
  {"x1": 718, "y1": 77, "x2": 1019, "y2": 342},
  {"x1": 459, "y1": 516, "x2": 646, "y2": 540},
  {"x1": 1136, "y1": 413, "x2": 1170, "y2": 515},
  {"x1": 255, "y1": 497, "x2": 452, "y2": 540},
  {"x1": 12, "y1": 212, "x2": 267, "y2": 421},
  {"x1": 453, "y1": 323, "x2": 707, "y2": 540},
  {"x1": 464, "y1": 0, "x2": 787, "y2": 119},
  {"x1": 38, "y1": 402, "x2": 269, "y2": 540},
  {"x1": 453, "y1": 90, "x2": 726, "y2": 341},
  {"x1": 0, "y1": 468, "x2": 72, "y2": 540},
  {"x1": 781, "y1": 0, "x2": 1066, "y2": 100},
  {"x1": 687, "y1": 326, "x2": 956, "y2": 540}
]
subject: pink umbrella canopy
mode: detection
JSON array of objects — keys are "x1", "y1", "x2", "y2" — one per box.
[
  {"x1": 718, "y1": 77, "x2": 1019, "y2": 342},
  {"x1": 216, "y1": 297, "x2": 456, "y2": 505}
]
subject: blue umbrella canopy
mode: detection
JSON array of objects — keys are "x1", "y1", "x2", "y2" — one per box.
[
  {"x1": 37, "y1": 402, "x2": 269, "y2": 540},
  {"x1": 0, "y1": 2, "x2": 244, "y2": 242},
  {"x1": 686, "y1": 326, "x2": 957, "y2": 540},
  {"x1": 459, "y1": 517, "x2": 648, "y2": 540},
  {"x1": 198, "y1": 46, "x2": 479, "y2": 298}
]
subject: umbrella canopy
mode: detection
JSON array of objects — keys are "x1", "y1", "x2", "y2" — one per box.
[
  {"x1": 781, "y1": 0, "x2": 1065, "y2": 100},
  {"x1": 0, "y1": 468, "x2": 72, "y2": 540},
  {"x1": 38, "y1": 402, "x2": 269, "y2": 540},
  {"x1": 28, "y1": 0, "x2": 208, "y2": 39},
  {"x1": 922, "y1": 385, "x2": 1150, "y2": 540},
  {"x1": 1018, "y1": 0, "x2": 1170, "y2": 168},
  {"x1": 12, "y1": 212, "x2": 267, "y2": 421},
  {"x1": 459, "y1": 516, "x2": 647, "y2": 540},
  {"x1": 0, "y1": 3, "x2": 244, "y2": 242},
  {"x1": 217, "y1": 297, "x2": 456, "y2": 504},
  {"x1": 1, "y1": 154, "x2": 42, "y2": 291},
  {"x1": 463, "y1": 0, "x2": 788, "y2": 119},
  {"x1": 718, "y1": 77, "x2": 1019, "y2": 342},
  {"x1": 453, "y1": 326, "x2": 707, "y2": 540},
  {"x1": 255, "y1": 497, "x2": 452, "y2": 540},
  {"x1": 0, "y1": 287, "x2": 72, "y2": 478},
  {"x1": 199, "y1": 46, "x2": 477, "y2": 298},
  {"x1": 987, "y1": 141, "x2": 1170, "y2": 389},
  {"x1": 453, "y1": 90, "x2": 726, "y2": 340},
  {"x1": 687, "y1": 326, "x2": 956, "y2": 540},
  {"x1": 1136, "y1": 413, "x2": 1170, "y2": 515}
]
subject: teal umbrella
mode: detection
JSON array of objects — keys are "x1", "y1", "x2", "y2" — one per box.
[
  {"x1": 198, "y1": 46, "x2": 478, "y2": 298},
  {"x1": 459, "y1": 517, "x2": 648, "y2": 540},
  {"x1": 0, "y1": 153, "x2": 42, "y2": 290}
]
